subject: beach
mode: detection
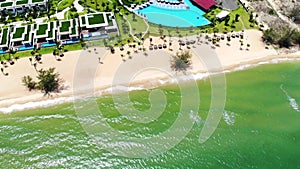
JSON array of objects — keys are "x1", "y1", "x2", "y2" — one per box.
[{"x1": 0, "y1": 29, "x2": 299, "y2": 112}]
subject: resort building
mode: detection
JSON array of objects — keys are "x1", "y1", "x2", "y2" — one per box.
[
  {"x1": 79, "y1": 12, "x2": 119, "y2": 41},
  {"x1": 191, "y1": 0, "x2": 217, "y2": 11},
  {"x1": 0, "y1": 28, "x2": 10, "y2": 53},
  {"x1": 58, "y1": 19, "x2": 80, "y2": 44},
  {"x1": 10, "y1": 25, "x2": 34, "y2": 51},
  {"x1": 215, "y1": 0, "x2": 239, "y2": 11},
  {"x1": 0, "y1": 0, "x2": 48, "y2": 14},
  {"x1": 0, "y1": 12, "x2": 119, "y2": 53},
  {"x1": 34, "y1": 22, "x2": 57, "y2": 48},
  {"x1": 216, "y1": 10, "x2": 230, "y2": 21}
]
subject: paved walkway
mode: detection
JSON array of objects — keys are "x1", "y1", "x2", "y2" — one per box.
[
  {"x1": 74, "y1": 0, "x2": 84, "y2": 13},
  {"x1": 54, "y1": 7, "x2": 70, "y2": 20}
]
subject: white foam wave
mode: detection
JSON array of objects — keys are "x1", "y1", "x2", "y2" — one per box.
[
  {"x1": 1, "y1": 57, "x2": 300, "y2": 114},
  {"x1": 280, "y1": 84, "x2": 299, "y2": 112},
  {"x1": 189, "y1": 110, "x2": 202, "y2": 126},
  {"x1": 0, "y1": 97, "x2": 74, "y2": 114},
  {"x1": 223, "y1": 110, "x2": 235, "y2": 125}
]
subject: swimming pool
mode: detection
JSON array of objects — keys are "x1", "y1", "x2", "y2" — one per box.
[
  {"x1": 66, "y1": 38, "x2": 79, "y2": 44},
  {"x1": 0, "y1": 50, "x2": 5, "y2": 54},
  {"x1": 137, "y1": 0, "x2": 211, "y2": 27},
  {"x1": 41, "y1": 42, "x2": 56, "y2": 48},
  {"x1": 18, "y1": 45, "x2": 34, "y2": 51}
]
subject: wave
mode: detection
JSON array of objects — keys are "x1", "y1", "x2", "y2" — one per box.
[
  {"x1": 1, "y1": 57, "x2": 300, "y2": 114},
  {"x1": 223, "y1": 110, "x2": 235, "y2": 125},
  {"x1": 280, "y1": 84, "x2": 299, "y2": 112}
]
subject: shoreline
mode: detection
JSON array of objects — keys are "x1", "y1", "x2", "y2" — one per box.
[
  {"x1": 0, "y1": 29, "x2": 299, "y2": 113},
  {"x1": 1, "y1": 53, "x2": 300, "y2": 114}
]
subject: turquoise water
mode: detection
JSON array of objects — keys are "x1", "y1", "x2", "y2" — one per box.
[
  {"x1": 0, "y1": 50, "x2": 5, "y2": 54},
  {"x1": 137, "y1": 0, "x2": 211, "y2": 27},
  {"x1": 41, "y1": 42, "x2": 56, "y2": 48},
  {"x1": 18, "y1": 45, "x2": 34, "y2": 51},
  {"x1": 1, "y1": 62, "x2": 300, "y2": 168},
  {"x1": 66, "y1": 38, "x2": 79, "y2": 44}
]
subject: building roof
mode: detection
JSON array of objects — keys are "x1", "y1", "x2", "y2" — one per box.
[
  {"x1": 215, "y1": 0, "x2": 239, "y2": 11},
  {"x1": 216, "y1": 10, "x2": 230, "y2": 19},
  {"x1": 192, "y1": 0, "x2": 217, "y2": 10}
]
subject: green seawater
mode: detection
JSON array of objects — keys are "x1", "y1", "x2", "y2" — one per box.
[{"x1": 1, "y1": 62, "x2": 300, "y2": 168}]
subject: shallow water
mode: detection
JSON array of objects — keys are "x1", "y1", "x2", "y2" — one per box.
[{"x1": 1, "y1": 62, "x2": 300, "y2": 168}]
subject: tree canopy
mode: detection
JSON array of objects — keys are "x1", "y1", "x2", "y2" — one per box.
[
  {"x1": 171, "y1": 50, "x2": 192, "y2": 72},
  {"x1": 263, "y1": 25, "x2": 300, "y2": 48},
  {"x1": 22, "y1": 68, "x2": 62, "y2": 95}
]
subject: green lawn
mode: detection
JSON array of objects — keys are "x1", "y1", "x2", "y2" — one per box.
[
  {"x1": 48, "y1": 22, "x2": 54, "y2": 38},
  {"x1": 60, "y1": 21, "x2": 70, "y2": 32},
  {"x1": 204, "y1": 6, "x2": 258, "y2": 33},
  {"x1": 0, "y1": 28, "x2": 8, "y2": 45},
  {"x1": 71, "y1": 19, "x2": 77, "y2": 35},
  {"x1": 125, "y1": 13, "x2": 148, "y2": 36},
  {"x1": 1, "y1": 2, "x2": 13, "y2": 7},
  {"x1": 32, "y1": 0, "x2": 44, "y2": 3},
  {"x1": 12, "y1": 27, "x2": 25, "y2": 39},
  {"x1": 16, "y1": 0, "x2": 29, "y2": 5},
  {"x1": 81, "y1": 16, "x2": 86, "y2": 25},
  {"x1": 64, "y1": 43, "x2": 83, "y2": 51},
  {"x1": 24, "y1": 25, "x2": 31, "y2": 42},
  {"x1": 88, "y1": 13, "x2": 105, "y2": 25},
  {"x1": 36, "y1": 24, "x2": 48, "y2": 36}
]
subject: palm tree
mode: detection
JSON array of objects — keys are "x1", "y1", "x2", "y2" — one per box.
[
  {"x1": 29, "y1": 57, "x2": 33, "y2": 65},
  {"x1": 22, "y1": 75, "x2": 36, "y2": 91},
  {"x1": 127, "y1": 51, "x2": 132, "y2": 59},
  {"x1": 1, "y1": 67, "x2": 8, "y2": 76},
  {"x1": 143, "y1": 48, "x2": 147, "y2": 56},
  {"x1": 169, "y1": 42, "x2": 172, "y2": 51},
  {"x1": 171, "y1": 50, "x2": 192, "y2": 72}
]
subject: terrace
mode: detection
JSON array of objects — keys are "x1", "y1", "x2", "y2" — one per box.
[
  {"x1": 47, "y1": 21, "x2": 56, "y2": 41},
  {"x1": 59, "y1": 20, "x2": 71, "y2": 33},
  {"x1": 23, "y1": 25, "x2": 32, "y2": 43},
  {"x1": 80, "y1": 12, "x2": 108, "y2": 29},
  {"x1": 70, "y1": 19, "x2": 79, "y2": 38},
  {"x1": 16, "y1": 0, "x2": 29, "y2": 5},
  {"x1": 36, "y1": 24, "x2": 48, "y2": 37},
  {"x1": 0, "y1": 2, "x2": 13, "y2": 8},
  {"x1": 80, "y1": 12, "x2": 119, "y2": 40}
]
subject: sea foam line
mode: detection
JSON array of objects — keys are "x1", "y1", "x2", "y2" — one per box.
[
  {"x1": 280, "y1": 84, "x2": 299, "y2": 112},
  {"x1": 1, "y1": 57, "x2": 300, "y2": 114}
]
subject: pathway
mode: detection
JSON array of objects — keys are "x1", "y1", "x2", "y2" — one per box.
[
  {"x1": 73, "y1": 0, "x2": 84, "y2": 13},
  {"x1": 122, "y1": 15, "x2": 141, "y2": 42},
  {"x1": 54, "y1": 7, "x2": 70, "y2": 20},
  {"x1": 142, "y1": 18, "x2": 150, "y2": 39}
]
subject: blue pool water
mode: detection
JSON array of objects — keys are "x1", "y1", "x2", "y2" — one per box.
[
  {"x1": 0, "y1": 50, "x2": 5, "y2": 54},
  {"x1": 66, "y1": 38, "x2": 79, "y2": 44},
  {"x1": 18, "y1": 45, "x2": 34, "y2": 51},
  {"x1": 41, "y1": 42, "x2": 56, "y2": 48},
  {"x1": 137, "y1": 0, "x2": 211, "y2": 27}
]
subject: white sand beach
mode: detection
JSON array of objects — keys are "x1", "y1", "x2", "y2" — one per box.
[{"x1": 0, "y1": 29, "x2": 299, "y2": 112}]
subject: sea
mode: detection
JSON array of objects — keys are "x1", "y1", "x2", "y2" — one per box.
[{"x1": 1, "y1": 61, "x2": 300, "y2": 168}]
